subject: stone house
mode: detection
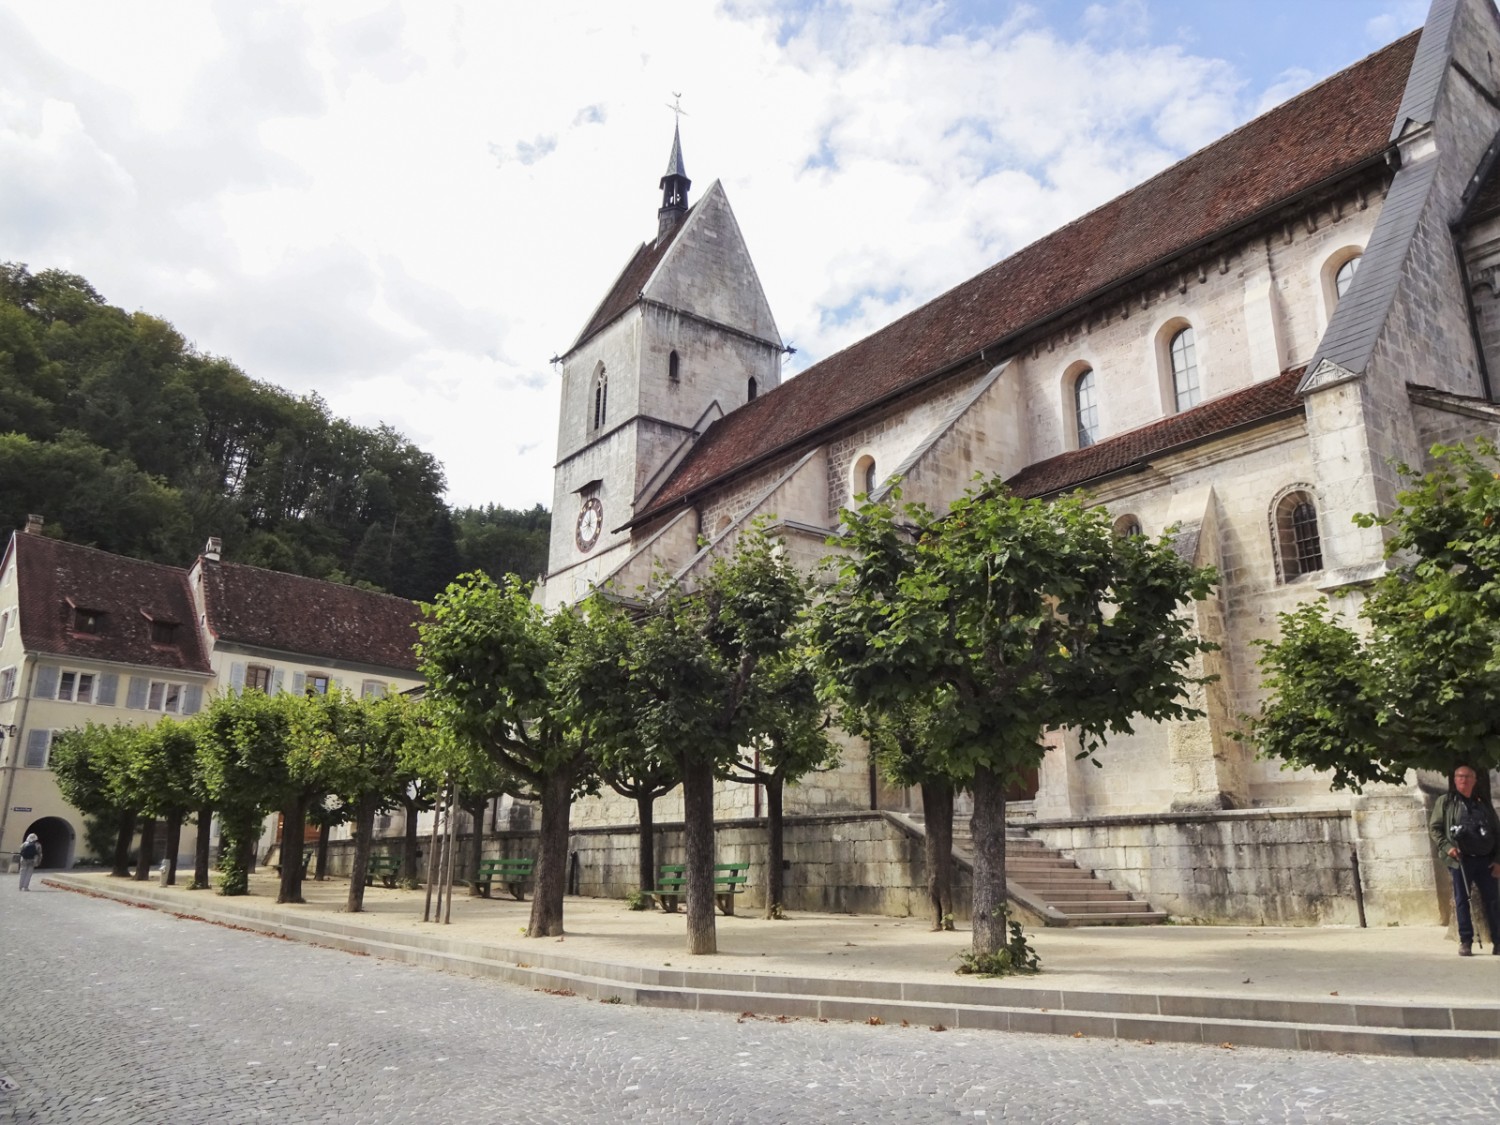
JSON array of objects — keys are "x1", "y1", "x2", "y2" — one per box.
[
  {"x1": 0, "y1": 520, "x2": 423, "y2": 871},
  {"x1": 537, "y1": 0, "x2": 1500, "y2": 924}
]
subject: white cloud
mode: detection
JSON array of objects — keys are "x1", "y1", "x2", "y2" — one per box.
[{"x1": 0, "y1": 0, "x2": 1408, "y2": 509}]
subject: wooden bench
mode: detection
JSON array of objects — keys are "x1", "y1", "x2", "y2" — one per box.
[
  {"x1": 475, "y1": 857, "x2": 533, "y2": 900},
  {"x1": 269, "y1": 847, "x2": 312, "y2": 878},
  {"x1": 649, "y1": 863, "x2": 749, "y2": 916},
  {"x1": 365, "y1": 854, "x2": 402, "y2": 888}
]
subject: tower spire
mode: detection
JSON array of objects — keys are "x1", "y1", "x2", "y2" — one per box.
[{"x1": 657, "y1": 100, "x2": 692, "y2": 245}]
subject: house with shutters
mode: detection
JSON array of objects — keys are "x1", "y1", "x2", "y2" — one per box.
[{"x1": 0, "y1": 519, "x2": 422, "y2": 871}]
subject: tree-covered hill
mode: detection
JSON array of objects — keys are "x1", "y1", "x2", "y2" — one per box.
[{"x1": 0, "y1": 263, "x2": 549, "y2": 598}]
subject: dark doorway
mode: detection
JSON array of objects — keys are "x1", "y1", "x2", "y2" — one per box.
[{"x1": 22, "y1": 816, "x2": 76, "y2": 870}]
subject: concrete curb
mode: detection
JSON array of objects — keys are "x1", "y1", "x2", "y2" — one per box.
[{"x1": 48, "y1": 875, "x2": 1500, "y2": 1060}]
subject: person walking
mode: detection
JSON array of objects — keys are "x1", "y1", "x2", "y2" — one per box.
[
  {"x1": 16, "y1": 833, "x2": 42, "y2": 891},
  {"x1": 1429, "y1": 764, "x2": 1500, "y2": 955}
]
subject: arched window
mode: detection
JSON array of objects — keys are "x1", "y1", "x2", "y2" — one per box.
[
  {"x1": 1335, "y1": 255, "x2": 1360, "y2": 299},
  {"x1": 1273, "y1": 489, "x2": 1324, "y2": 580},
  {"x1": 1113, "y1": 515, "x2": 1142, "y2": 539},
  {"x1": 668, "y1": 350, "x2": 680, "y2": 384},
  {"x1": 592, "y1": 367, "x2": 608, "y2": 430},
  {"x1": 1169, "y1": 327, "x2": 1200, "y2": 412},
  {"x1": 747, "y1": 377, "x2": 758, "y2": 401},
  {"x1": 852, "y1": 454, "x2": 877, "y2": 499},
  {"x1": 1074, "y1": 368, "x2": 1099, "y2": 448}
]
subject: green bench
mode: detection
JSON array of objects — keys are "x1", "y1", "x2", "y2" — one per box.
[
  {"x1": 475, "y1": 857, "x2": 534, "y2": 900},
  {"x1": 649, "y1": 862, "x2": 749, "y2": 916},
  {"x1": 365, "y1": 854, "x2": 402, "y2": 888}
]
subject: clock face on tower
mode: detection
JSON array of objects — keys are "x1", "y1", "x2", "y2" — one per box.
[{"x1": 575, "y1": 497, "x2": 603, "y2": 552}]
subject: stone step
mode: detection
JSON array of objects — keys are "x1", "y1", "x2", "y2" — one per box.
[
  {"x1": 1050, "y1": 899, "x2": 1156, "y2": 914},
  {"x1": 1055, "y1": 910, "x2": 1171, "y2": 926}
]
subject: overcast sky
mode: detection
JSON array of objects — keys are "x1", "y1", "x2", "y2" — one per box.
[{"x1": 0, "y1": 0, "x2": 1429, "y2": 510}]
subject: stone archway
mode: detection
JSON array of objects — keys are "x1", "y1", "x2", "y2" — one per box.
[{"x1": 22, "y1": 816, "x2": 75, "y2": 871}]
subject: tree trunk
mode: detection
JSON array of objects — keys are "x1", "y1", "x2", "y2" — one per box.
[
  {"x1": 527, "y1": 770, "x2": 574, "y2": 937},
  {"x1": 920, "y1": 779, "x2": 955, "y2": 930},
  {"x1": 636, "y1": 793, "x2": 656, "y2": 894},
  {"x1": 461, "y1": 796, "x2": 488, "y2": 896},
  {"x1": 132, "y1": 818, "x2": 157, "y2": 881},
  {"x1": 192, "y1": 806, "x2": 212, "y2": 889},
  {"x1": 162, "y1": 812, "x2": 183, "y2": 886},
  {"x1": 313, "y1": 822, "x2": 331, "y2": 888},
  {"x1": 111, "y1": 810, "x2": 137, "y2": 877},
  {"x1": 277, "y1": 796, "x2": 307, "y2": 904},
  {"x1": 345, "y1": 795, "x2": 379, "y2": 913},
  {"x1": 969, "y1": 765, "x2": 1009, "y2": 956},
  {"x1": 682, "y1": 756, "x2": 718, "y2": 955},
  {"x1": 764, "y1": 774, "x2": 785, "y2": 919},
  {"x1": 400, "y1": 794, "x2": 421, "y2": 882}
]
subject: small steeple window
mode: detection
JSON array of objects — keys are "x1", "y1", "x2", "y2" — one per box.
[
  {"x1": 747, "y1": 377, "x2": 758, "y2": 401},
  {"x1": 669, "y1": 350, "x2": 680, "y2": 384},
  {"x1": 592, "y1": 367, "x2": 608, "y2": 431}
]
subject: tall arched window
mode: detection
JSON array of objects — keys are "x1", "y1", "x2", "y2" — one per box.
[
  {"x1": 747, "y1": 377, "x2": 758, "y2": 401},
  {"x1": 1273, "y1": 489, "x2": 1323, "y2": 580},
  {"x1": 592, "y1": 367, "x2": 608, "y2": 430},
  {"x1": 668, "y1": 350, "x2": 680, "y2": 383},
  {"x1": 1335, "y1": 255, "x2": 1360, "y2": 299},
  {"x1": 852, "y1": 454, "x2": 877, "y2": 499},
  {"x1": 1074, "y1": 368, "x2": 1099, "y2": 448},
  {"x1": 1113, "y1": 514, "x2": 1143, "y2": 539},
  {"x1": 1169, "y1": 326, "x2": 1200, "y2": 412}
]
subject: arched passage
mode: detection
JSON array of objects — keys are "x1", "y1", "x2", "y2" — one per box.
[{"x1": 22, "y1": 816, "x2": 76, "y2": 871}]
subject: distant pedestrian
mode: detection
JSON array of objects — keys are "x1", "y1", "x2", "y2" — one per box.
[
  {"x1": 16, "y1": 833, "x2": 42, "y2": 891},
  {"x1": 1429, "y1": 764, "x2": 1500, "y2": 955}
]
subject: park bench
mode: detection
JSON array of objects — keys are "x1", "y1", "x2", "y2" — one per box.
[
  {"x1": 365, "y1": 854, "x2": 402, "y2": 888},
  {"x1": 268, "y1": 846, "x2": 312, "y2": 878},
  {"x1": 649, "y1": 862, "x2": 749, "y2": 916},
  {"x1": 475, "y1": 857, "x2": 534, "y2": 900}
]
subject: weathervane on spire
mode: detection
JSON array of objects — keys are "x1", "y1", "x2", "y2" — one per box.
[
  {"x1": 666, "y1": 92, "x2": 688, "y2": 120},
  {"x1": 657, "y1": 96, "x2": 692, "y2": 243}
]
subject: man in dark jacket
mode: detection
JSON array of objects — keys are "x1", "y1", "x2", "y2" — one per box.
[{"x1": 1429, "y1": 764, "x2": 1500, "y2": 955}]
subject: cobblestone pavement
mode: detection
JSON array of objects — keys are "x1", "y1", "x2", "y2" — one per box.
[{"x1": 2, "y1": 882, "x2": 1498, "y2": 1124}]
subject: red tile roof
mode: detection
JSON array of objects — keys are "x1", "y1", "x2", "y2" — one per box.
[
  {"x1": 633, "y1": 31, "x2": 1418, "y2": 524},
  {"x1": 198, "y1": 559, "x2": 420, "y2": 672},
  {"x1": 1004, "y1": 368, "x2": 1306, "y2": 498},
  {"x1": 568, "y1": 214, "x2": 693, "y2": 355},
  {"x1": 9, "y1": 533, "x2": 211, "y2": 672}
]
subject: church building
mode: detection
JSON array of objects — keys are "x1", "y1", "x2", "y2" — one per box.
[{"x1": 540, "y1": 0, "x2": 1500, "y2": 927}]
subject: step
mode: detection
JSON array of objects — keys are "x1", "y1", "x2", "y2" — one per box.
[
  {"x1": 1051, "y1": 899, "x2": 1155, "y2": 914},
  {"x1": 1057, "y1": 910, "x2": 1171, "y2": 926}
]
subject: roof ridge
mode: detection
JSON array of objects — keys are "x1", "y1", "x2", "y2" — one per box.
[
  {"x1": 213, "y1": 558, "x2": 420, "y2": 605},
  {"x1": 19, "y1": 533, "x2": 189, "y2": 575}
]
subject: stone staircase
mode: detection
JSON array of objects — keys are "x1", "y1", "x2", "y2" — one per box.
[{"x1": 930, "y1": 816, "x2": 1167, "y2": 926}]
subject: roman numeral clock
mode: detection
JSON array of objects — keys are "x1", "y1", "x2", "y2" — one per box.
[{"x1": 575, "y1": 496, "x2": 603, "y2": 552}]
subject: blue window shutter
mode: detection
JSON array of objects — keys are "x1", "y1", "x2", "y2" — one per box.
[
  {"x1": 272, "y1": 668, "x2": 285, "y2": 695},
  {"x1": 24, "y1": 729, "x2": 49, "y2": 768},
  {"x1": 96, "y1": 673, "x2": 119, "y2": 707},
  {"x1": 291, "y1": 671, "x2": 306, "y2": 696},
  {"x1": 125, "y1": 676, "x2": 147, "y2": 710},
  {"x1": 183, "y1": 684, "x2": 204, "y2": 715},
  {"x1": 33, "y1": 665, "x2": 58, "y2": 700},
  {"x1": 229, "y1": 662, "x2": 245, "y2": 695}
]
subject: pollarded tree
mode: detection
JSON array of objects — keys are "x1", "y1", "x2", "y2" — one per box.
[
  {"x1": 419, "y1": 573, "x2": 595, "y2": 936},
  {"x1": 725, "y1": 638, "x2": 838, "y2": 919},
  {"x1": 49, "y1": 722, "x2": 139, "y2": 877},
  {"x1": 125, "y1": 718, "x2": 205, "y2": 886},
  {"x1": 816, "y1": 479, "x2": 1216, "y2": 958},
  {"x1": 195, "y1": 689, "x2": 303, "y2": 897},
  {"x1": 1251, "y1": 440, "x2": 1500, "y2": 785}
]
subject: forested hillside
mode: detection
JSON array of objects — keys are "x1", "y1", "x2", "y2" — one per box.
[{"x1": 0, "y1": 263, "x2": 549, "y2": 598}]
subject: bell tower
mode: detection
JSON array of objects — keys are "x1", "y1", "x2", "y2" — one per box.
[{"x1": 540, "y1": 121, "x2": 783, "y2": 609}]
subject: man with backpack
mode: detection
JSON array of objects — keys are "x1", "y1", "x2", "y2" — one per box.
[
  {"x1": 1429, "y1": 764, "x2": 1500, "y2": 955},
  {"x1": 16, "y1": 832, "x2": 42, "y2": 891}
]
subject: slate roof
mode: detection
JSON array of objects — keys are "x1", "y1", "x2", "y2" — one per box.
[
  {"x1": 8, "y1": 533, "x2": 210, "y2": 673},
  {"x1": 568, "y1": 205, "x2": 694, "y2": 355},
  {"x1": 1005, "y1": 369, "x2": 1306, "y2": 498},
  {"x1": 631, "y1": 30, "x2": 1419, "y2": 525},
  {"x1": 197, "y1": 559, "x2": 420, "y2": 672}
]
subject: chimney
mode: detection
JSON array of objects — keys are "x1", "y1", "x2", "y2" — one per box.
[
  {"x1": 203, "y1": 536, "x2": 222, "y2": 562},
  {"x1": 23, "y1": 514, "x2": 43, "y2": 535}
]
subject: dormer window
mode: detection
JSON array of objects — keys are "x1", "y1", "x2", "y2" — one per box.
[
  {"x1": 73, "y1": 607, "x2": 103, "y2": 634},
  {"x1": 150, "y1": 620, "x2": 178, "y2": 645}
]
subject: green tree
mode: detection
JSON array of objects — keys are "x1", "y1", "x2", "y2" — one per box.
[
  {"x1": 1251, "y1": 440, "x2": 1500, "y2": 786},
  {"x1": 419, "y1": 573, "x2": 594, "y2": 936},
  {"x1": 124, "y1": 718, "x2": 204, "y2": 886},
  {"x1": 48, "y1": 722, "x2": 139, "y2": 877},
  {"x1": 815, "y1": 480, "x2": 1216, "y2": 958}
]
